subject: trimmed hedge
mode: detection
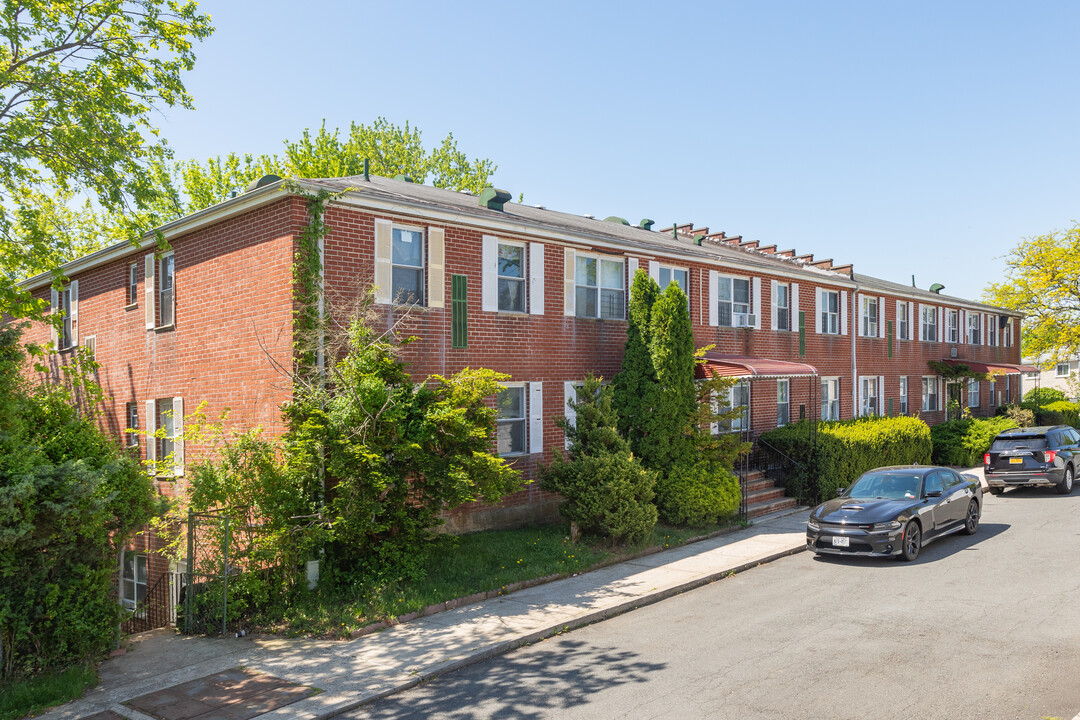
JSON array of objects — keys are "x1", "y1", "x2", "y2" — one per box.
[
  {"x1": 759, "y1": 416, "x2": 932, "y2": 504},
  {"x1": 930, "y1": 416, "x2": 1018, "y2": 467},
  {"x1": 1034, "y1": 400, "x2": 1080, "y2": 429}
]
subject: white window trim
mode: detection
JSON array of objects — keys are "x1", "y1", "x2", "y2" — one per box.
[
  {"x1": 485, "y1": 237, "x2": 528, "y2": 314},
  {"x1": 126, "y1": 262, "x2": 139, "y2": 308},
  {"x1": 716, "y1": 273, "x2": 754, "y2": 328},
  {"x1": 772, "y1": 280, "x2": 793, "y2": 332},
  {"x1": 899, "y1": 376, "x2": 908, "y2": 416},
  {"x1": 656, "y1": 263, "x2": 691, "y2": 309},
  {"x1": 858, "y1": 375, "x2": 880, "y2": 417},
  {"x1": 921, "y1": 376, "x2": 940, "y2": 412},
  {"x1": 154, "y1": 251, "x2": 175, "y2": 330},
  {"x1": 574, "y1": 252, "x2": 626, "y2": 320},
  {"x1": 896, "y1": 301, "x2": 912, "y2": 341},
  {"x1": 497, "y1": 383, "x2": 528, "y2": 457},
  {"x1": 776, "y1": 379, "x2": 790, "y2": 427},
  {"x1": 125, "y1": 401, "x2": 139, "y2": 448},
  {"x1": 821, "y1": 376, "x2": 840, "y2": 421},
  {"x1": 389, "y1": 223, "x2": 426, "y2": 306},
  {"x1": 947, "y1": 309, "x2": 959, "y2": 344},
  {"x1": 120, "y1": 551, "x2": 147, "y2": 616},
  {"x1": 817, "y1": 288, "x2": 844, "y2": 335},
  {"x1": 967, "y1": 378, "x2": 980, "y2": 408},
  {"x1": 859, "y1": 294, "x2": 880, "y2": 338},
  {"x1": 1057, "y1": 363, "x2": 1071, "y2": 378}
]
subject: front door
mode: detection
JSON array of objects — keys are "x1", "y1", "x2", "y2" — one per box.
[{"x1": 946, "y1": 382, "x2": 962, "y2": 420}]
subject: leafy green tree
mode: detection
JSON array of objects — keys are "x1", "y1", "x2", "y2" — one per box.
[
  {"x1": 611, "y1": 270, "x2": 660, "y2": 451},
  {"x1": 0, "y1": 1, "x2": 213, "y2": 317},
  {"x1": 641, "y1": 283, "x2": 698, "y2": 469},
  {"x1": 984, "y1": 223, "x2": 1080, "y2": 360},
  {"x1": 542, "y1": 375, "x2": 658, "y2": 545}
]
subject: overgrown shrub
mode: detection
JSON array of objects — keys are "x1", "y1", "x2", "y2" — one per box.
[
  {"x1": 998, "y1": 404, "x2": 1035, "y2": 427},
  {"x1": 1023, "y1": 386, "x2": 1067, "y2": 405},
  {"x1": 1035, "y1": 400, "x2": 1080, "y2": 428},
  {"x1": 930, "y1": 416, "x2": 1018, "y2": 467},
  {"x1": 654, "y1": 461, "x2": 741, "y2": 527},
  {"x1": 542, "y1": 376, "x2": 658, "y2": 545},
  {"x1": 759, "y1": 416, "x2": 931, "y2": 504}
]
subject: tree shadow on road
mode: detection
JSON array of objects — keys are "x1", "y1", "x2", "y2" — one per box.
[{"x1": 348, "y1": 637, "x2": 666, "y2": 720}]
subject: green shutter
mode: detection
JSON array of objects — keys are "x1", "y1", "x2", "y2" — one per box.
[
  {"x1": 798, "y1": 311, "x2": 806, "y2": 357},
  {"x1": 889, "y1": 398, "x2": 894, "y2": 417},
  {"x1": 451, "y1": 274, "x2": 468, "y2": 348}
]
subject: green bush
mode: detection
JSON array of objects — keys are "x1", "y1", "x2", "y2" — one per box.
[
  {"x1": 655, "y1": 462, "x2": 741, "y2": 527},
  {"x1": 542, "y1": 376, "x2": 658, "y2": 545},
  {"x1": 930, "y1": 416, "x2": 1018, "y2": 467},
  {"x1": 760, "y1": 416, "x2": 931, "y2": 504},
  {"x1": 998, "y1": 404, "x2": 1035, "y2": 427},
  {"x1": 1023, "y1": 387, "x2": 1067, "y2": 405},
  {"x1": 1036, "y1": 400, "x2": 1080, "y2": 428}
]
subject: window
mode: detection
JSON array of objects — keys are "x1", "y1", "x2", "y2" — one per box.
[
  {"x1": 947, "y1": 310, "x2": 959, "y2": 343},
  {"x1": 496, "y1": 385, "x2": 526, "y2": 455},
  {"x1": 721, "y1": 381, "x2": 750, "y2": 433},
  {"x1": 59, "y1": 285, "x2": 74, "y2": 348},
  {"x1": 775, "y1": 283, "x2": 790, "y2": 331},
  {"x1": 157, "y1": 399, "x2": 175, "y2": 462},
  {"x1": 860, "y1": 376, "x2": 879, "y2": 417},
  {"x1": 718, "y1": 275, "x2": 752, "y2": 327},
  {"x1": 127, "y1": 263, "x2": 139, "y2": 306},
  {"x1": 820, "y1": 290, "x2": 839, "y2": 334},
  {"x1": 497, "y1": 242, "x2": 526, "y2": 312},
  {"x1": 1057, "y1": 363, "x2": 1070, "y2": 378},
  {"x1": 776, "y1": 380, "x2": 790, "y2": 427},
  {"x1": 990, "y1": 378, "x2": 997, "y2": 406},
  {"x1": 1004, "y1": 319, "x2": 1012, "y2": 347},
  {"x1": 125, "y1": 402, "x2": 139, "y2": 448},
  {"x1": 158, "y1": 254, "x2": 175, "y2": 326},
  {"x1": 576, "y1": 255, "x2": 625, "y2": 319},
  {"x1": 658, "y1": 265, "x2": 689, "y2": 296},
  {"x1": 861, "y1": 296, "x2": 878, "y2": 337},
  {"x1": 967, "y1": 378, "x2": 980, "y2": 408},
  {"x1": 391, "y1": 227, "x2": 425, "y2": 304},
  {"x1": 924, "y1": 472, "x2": 944, "y2": 497},
  {"x1": 821, "y1": 377, "x2": 840, "y2": 420},
  {"x1": 988, "y1": 316, "x2": 997, "y2": 346},
  {"x1": 897, "y1": 301, "x2": 910, "y2": 340},
  {"x1": 967, "y1": 312, "x2": 980, "y2": 345},
  {"x1": 899, "y1": 376, "x2": 908, "y2": 415},
  {"x1": 121, "y1": 553, "x2": 147, "y2": 615},
  {"x1": 920, "y1": 305, "x2": 938, "y2": 342},
  {"x1": 922, "y1": 377, "x2": 939, "y2": 412}
]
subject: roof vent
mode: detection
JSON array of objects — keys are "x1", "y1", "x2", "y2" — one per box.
[
  {"x1": 604, "y1": 216, "x2": 630, "y2": 225},
  {"x1": 393, "y1": 174, "x2": 415, "y2": 183},
  {"x1": 930, "y1": 283, "x2": 945, "y2": 294},
  {"x1": 584, "y1": 213, "x2": 595, "y2": 219},
  {"x1": 245, "y1": 174, "x2": 281, "y2": 193},
  {"x1": 639, "y1": 218, "x2": 655, "y2": 231},
  {"x1": 479, "y1": 187, "x2": 511, "y2": 211}
]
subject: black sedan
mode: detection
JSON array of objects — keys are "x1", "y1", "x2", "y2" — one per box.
[{"x1": 806, "y1": 465, "x2": 982, "y2": 561}]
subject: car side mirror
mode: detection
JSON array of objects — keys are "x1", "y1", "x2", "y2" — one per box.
[
  {"x1": 925, "y1": 490, "x2": 942, "y2": 498},
  {"x1": 836, "y1": 487, "x2": 846, "y2": 497}
]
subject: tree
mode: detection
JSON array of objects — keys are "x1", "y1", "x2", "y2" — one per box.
[
  {"x1": 984, "y1": 223, "x2": 1080, "y2": 361},
  {"x1": 542, "y1": 375, "x2": 658, "y2": 546},
  {"x1": 0, "y1": 1, "x2": 213, "y2": 317},
  {"x1": 611, "y1": 269, "x2": 660, "y2": 451}
]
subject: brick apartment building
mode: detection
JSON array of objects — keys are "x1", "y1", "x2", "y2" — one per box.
[{"x1": 20, "y1": 174, "x2": 1026, "y2": 619}]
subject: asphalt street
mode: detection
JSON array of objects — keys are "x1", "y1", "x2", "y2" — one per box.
[{"x1": 338, "y1": 485, "x2": 1080, "y2": 720}]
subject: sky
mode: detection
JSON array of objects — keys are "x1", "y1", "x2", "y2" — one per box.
[{"x1": 157, "y1": 0, "x2": 1080, "y2": 302}]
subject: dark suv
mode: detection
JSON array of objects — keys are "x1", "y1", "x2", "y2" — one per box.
[{"x1": 983, "y1": 425, "x2": 1079, "y2": 495}]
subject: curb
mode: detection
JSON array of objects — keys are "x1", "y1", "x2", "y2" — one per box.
[{"x1": 282, "y1": 542, "x2": 807, "y2": 720}]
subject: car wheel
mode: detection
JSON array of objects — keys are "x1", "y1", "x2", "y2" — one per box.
[
  {"x1": 988, "y1": 486, "x2": 1004, "y2": 496},
  {"x1": 960, "y1": 499, "x2": 980, "y2": 535},
  {"x1": 898, "y1": 520, "x2": 921, "y2": 562},
  {"x1": 1057, "y1": 466, "x2": 1074, "y2": 495}
]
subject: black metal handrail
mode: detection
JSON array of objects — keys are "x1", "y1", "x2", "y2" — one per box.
[{"x1": 121, "y1": 570, "x2": 175, "y2": 634}]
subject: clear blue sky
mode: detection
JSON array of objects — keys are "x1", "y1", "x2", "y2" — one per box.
[{"x1": 158, "y1": 0, "x2": 1080, "y2": 302}]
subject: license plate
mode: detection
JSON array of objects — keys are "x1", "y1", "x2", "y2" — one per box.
[
  {"x1": 831, "y1": 536, "x2": 850, "y2": 547},
  {"x1": 1009, "y1": 457, "x2": 1023, "y2": 464}
]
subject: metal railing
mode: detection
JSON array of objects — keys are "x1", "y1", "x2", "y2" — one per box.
[{"x1": 121, "y1": 570, "x2": 182, "y2": 634}]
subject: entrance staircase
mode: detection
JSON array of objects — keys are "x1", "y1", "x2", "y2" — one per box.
[{"x1": 740, "y1": 469, "x2": 799, "y2": 519}]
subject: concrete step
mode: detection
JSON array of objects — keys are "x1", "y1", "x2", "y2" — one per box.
[
  {"x1": 736, "y1": 469, "x2": 766, "y2": 483},
  {"x1": 746, "y1": 486, "x2": 786, "y2": 504},
  {"x1": 747, "y1": 496, "x2": 799, "y2": 519},
  {"x1": 744, "y1": 476, "x2": 778, "y2": 494}
]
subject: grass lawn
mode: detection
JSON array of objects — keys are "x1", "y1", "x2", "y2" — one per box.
[
  {"x1": 251, "y1": 519, "x2": 742, "y2": 638},
  {"x1": 0, "y1": 665, "x2": 97, "y2": 720}
]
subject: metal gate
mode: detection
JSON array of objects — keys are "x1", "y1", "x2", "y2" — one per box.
[{"x1": 181, "y1": 508, "x2": 232, "y2": 636}]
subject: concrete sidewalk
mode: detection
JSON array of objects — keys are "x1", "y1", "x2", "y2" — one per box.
[{"x1": 41, "y1": 507, "x2": 810, "y2": 720}]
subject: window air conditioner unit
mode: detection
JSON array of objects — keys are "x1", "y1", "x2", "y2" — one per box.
[{"x1": 733, "y1": 313, "x2": 756, "y2": 328}]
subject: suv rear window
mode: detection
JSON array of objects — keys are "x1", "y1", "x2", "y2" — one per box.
[{"x1": 991, "y1": 437, "x2": 1048, "y2": 451}]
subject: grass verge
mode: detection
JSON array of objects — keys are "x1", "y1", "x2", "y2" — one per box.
[
  {"x1": 248, "y1": 519, "x2": 743, "y2": 638},
  {"x1": 0, "y1": 665, "x2": 97, "y2": 720}
]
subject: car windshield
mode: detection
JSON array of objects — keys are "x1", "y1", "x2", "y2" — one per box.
[
  {"x1": 846, "y1": 472, "x2": 920, "y2": 500},
  {"x1": 991, "y1": 437, "x2": 1047, "y2": 451}
]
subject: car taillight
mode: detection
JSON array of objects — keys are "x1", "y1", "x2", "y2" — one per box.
[
  {"x1": 1045, "y1": 450, "x2": 1057, "y2": 463},
  {"x1": 984, "y1": 453, "x2": 990, "y2": 465}
]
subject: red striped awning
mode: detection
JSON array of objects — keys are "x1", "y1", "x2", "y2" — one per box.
[
  {"x1": 697, "y1": 352, "x2": 818, "y2": 380},
  {"x1": 941, "y1": 359, "x2": 1040, "y2": 375}
]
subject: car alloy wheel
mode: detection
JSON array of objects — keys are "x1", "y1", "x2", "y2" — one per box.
[
  {"x1": 1058, "y1": 466, "x2": 1074, "y2": 495},
  {"x1": 961, "y1": 500, "x2": 979, "y2": 535},
  {"x1": 899, "y1": 521, "x2": 920, "y2": 562}
]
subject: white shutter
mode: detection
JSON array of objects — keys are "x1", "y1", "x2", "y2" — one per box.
[
  {"x1": 145, "y1": 399, "x2": 157, "y2": 462},
  {"x1": 937, "y1": 306, "x2": 943, "y2": 342},
  {"x1": 427, "y1": 227, "x2": 445, "y2": 309},
  {"x1": 791, "y1": 283, "x2": 800, "y2": 331},
  {"x1": 627, "y1": 257, "x2": 639, "y2": 285},
  {"x1": 481, "y1": 235, "x2": 498, "y2": 312},
  {"x1": 373, "y1": 219, "x2": 392, "y2": 304},
  {"x1": 564, "y1": 381, "x2": 577, "y2": 449},
  {"x1": 896, "y1": 301, "x2": 902, "y2": 340},
  {"x1": 878, "y1": 376, "x2": 885, "y2": 415},
  {"x1": 856, "y1": 378, "x2": 862, "y2": 417},
  {"x1": 144, "y1": 254, "x2": 156, "y2": 329},
  {"x1": 878, "y1": 297, "x2": 885, "y2": 338},
  {"x1": 172, "y1": 397, "x2": 184, "y2": 477},
  {"x1": 916, "y1": 303, "x2": 922, "y2": 340},
  {"x1": 840, "y1": 291, "x2": 848, "y2": 335},
  {"x1": 648, "y1": 260, "x2": 660, "y2": 283},
  {"x1": 982, "y1": 313, "x2": 987, "y2": 345},
  {"x1": 815, "y1": 288, "x2": 823, "y2": 334},
  {"x1": 529, "y1": 242, "x2": 545, "y2": 315},
  {"x1": 961, "y1": 310, "x2": 967, "y2": 343},
  {"x1": 563, "y1": 248, "x2": 576, "y2": 316},
  {"x1": 855, "y1": 293, "x2": 862, "y2": 336},
  {"x1": 752, "y1": 277, "x2": 762, "y2": 329},
  {"x1": 50, "y1": 288, "x2": 59, "y2": 349},
  {"x1": 770, "y1": 280, "x2": 778, "y2": 330},
  {"x1": 708, "y1": 270, "x2": 718, "y2": 326},
  {"x1": 69, "y1": 280, "x2": 79, "y2": 346},
  {"x1": 529, "y1": 382, "x2": 543, "y2": 455}
]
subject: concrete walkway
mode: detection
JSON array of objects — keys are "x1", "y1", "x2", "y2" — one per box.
[{"x1": 39, "y1": 507, "x2": 811, "y2": 720}]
